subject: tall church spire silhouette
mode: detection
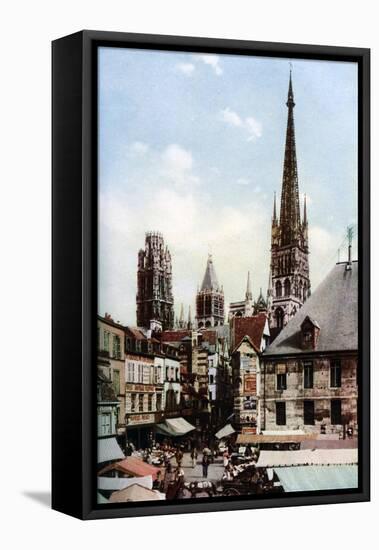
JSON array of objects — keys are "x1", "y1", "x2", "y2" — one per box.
[{"x1": 269, "y1": 70, "x2": 310, "y2": 338}]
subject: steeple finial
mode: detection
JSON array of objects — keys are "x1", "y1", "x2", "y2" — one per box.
[
  {"x1": 287, "y1": 64, "x2": 295, "y2": 108},
  {"x1": 246, "y1": 271, "x2": 252, "y2": 301}
]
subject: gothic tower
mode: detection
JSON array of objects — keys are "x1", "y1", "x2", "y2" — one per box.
[
  {"x1": 269, "y1": 71, "x2": 310, "y2": 337},
  {"x1": 136, "y1": 232, "x2": 174, "y2": 331},
  {"x1": 196, "y1": 254, "x2": 224, "y2": 328}
]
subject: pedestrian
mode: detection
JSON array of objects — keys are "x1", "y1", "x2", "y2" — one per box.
[
  {"x1": 202, "y1": 453, "x2": 209, "y2": 479},
  {"x1": 191, "y1": 448, "x2": 198, "y2": 468},
  {"x1": 223, "y1": 450, "x2": 229, "y2": 468},
  {"x1": 175, "y1": 448, "x2": 183, "y2": 468},
  {"x1": 245, "y1": 444, "x2": 253, "y2": 458}
]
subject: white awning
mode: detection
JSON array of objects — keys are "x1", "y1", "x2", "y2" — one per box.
[
  {"x1": 274, "y1": 465, "x2": 358, "y2": 492},
  {"x1": 97, "y1": 437, "x2": 125, "y2": 463},
  {"x1": 256, "y1": 449, "x2": 358, "y2": 468},
  {"x1": 97, "y1": 474, "x2": 153, "y2": 491},
  {"x1": 215, "y1": 424, "x2": 235, "y2": 440},
  {"x1": 156, "y1": 417, "x2": 195, "y2": 437},
  {"x1": 262, "y1": 430, "x2": 305, "y2": 436}
]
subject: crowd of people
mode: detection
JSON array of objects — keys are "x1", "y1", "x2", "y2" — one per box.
[{"x1": 124, "y1": 436, "x2": 270, "y2": 498}]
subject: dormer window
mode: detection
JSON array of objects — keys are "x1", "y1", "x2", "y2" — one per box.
[{"x1": 300, "y1": 316, "x2": 320, "y2": 350}]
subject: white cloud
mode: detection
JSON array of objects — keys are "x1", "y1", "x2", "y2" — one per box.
[
  {"x1": 220, "y1": 108, "x2": 262, "y2": 141},
  {"x1": 245, "y1": 116, "x2": 263, "y2": 141},
  {"x1": 161, "y1": 144, "x2": 200, "y2": 187},
  {"x1": 130, "y1": 141, "x2": 149, "y2": 155},
  {"x1": 196, "y1": 54, "x2": 223, "y2": 75},
  {"x1": 176, "y1": 63, "x2": 195, "y2": 76},
  {"x1": 236, "y1": 178, "x2": 250, "y2": 186},
  {"x1": 221, "y1": 107, "x2": 243, "y2": 127}
]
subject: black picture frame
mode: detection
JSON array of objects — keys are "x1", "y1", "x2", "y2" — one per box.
[{"x1": 52, "y1": 30, "x2": 370, "y2": 520}]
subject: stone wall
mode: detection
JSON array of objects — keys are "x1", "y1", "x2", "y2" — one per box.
[{"x1": 262, "y1": 354, "x2": 358, "y2": 435}]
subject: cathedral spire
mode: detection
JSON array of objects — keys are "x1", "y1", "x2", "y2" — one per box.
[
  {"x1": 179, "y1": 303, "x2": 184, "y2": 328},
  {"x1": 279, "y1": 69, "x2": 301, "y2": 245},
  {"x1": 187, "y1": 305, "x2": 192, "y2": 329},
  {"x1": 246, "y1": 271, "x2": 252, "y2": 301},
  {"x1": 201, "y1": 254, "x2": 220, "y2": 291},
  {"x1": 268, "y1": 71, "x2": 310, "y2": 338}
]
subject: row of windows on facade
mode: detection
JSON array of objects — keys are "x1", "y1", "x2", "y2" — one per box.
[
  {"x1": 126, "y1": 362, "x2": 180, "y2": 384},
  {"x1": 127, "y1": 392, "x2": 169, "y2": 413},
  {"x1": 275, "y1": 279, "x2": 307, "y2": 300},
  {"x1": 275, "y1": 399, "x2": 343, "y2": 426},
  {"x1": 275, "y1": 360, "x2": 343, "y2": 391},
  {"x1": 98, "y1": 329, "x2": 122, "y2": 358}
]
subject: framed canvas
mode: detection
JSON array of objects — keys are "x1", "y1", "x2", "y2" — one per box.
[{"x1": 52, "y1": 30, "x2": 370, "y2": 520}]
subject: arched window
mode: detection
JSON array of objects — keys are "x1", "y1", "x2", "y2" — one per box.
[
  {"x1": 303, "y1": 284, "x2": 307, "y2": 302},
  {"x1": 275, "y1": 280, "x2": 282, "y2": 298},
  {"x1": 275, "y1": 307, "x2": 284, "y2": 329},
  {"x1": 284, "y1": 278, "x2": 291, "y2": 296}
]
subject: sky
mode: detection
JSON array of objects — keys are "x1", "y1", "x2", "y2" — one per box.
[{"x1": 98, "y1": 47, "x2": 358, "y2": 326}]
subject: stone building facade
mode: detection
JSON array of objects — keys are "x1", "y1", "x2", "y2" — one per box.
[
  {"x1": 97, "y1": 314, "x2": 126, "y2": 434},
  {"x1": 268, "y1": 72, "x2": 310, "y2": 338},
  {"x1": 262, "y1": 261, "x2": 358, "y2": 437},
  {"x1": 136, "y1": 232, "x2": 174, "y2": 331}
]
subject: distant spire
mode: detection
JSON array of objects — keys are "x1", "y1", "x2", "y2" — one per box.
[
  {"x1": 200, "y1": 254, "x2": 220, "y2": 291},
  {"x1": 279, "y1": 68, "x2": 301, "y2": 245},
  {"x1": 179, "y1": 303, "x2": 184, "y2": 325},
  {"x1": 303, "y1": 194, "x2": 308, "y2": 225},
  {"x1": 187, "y1": 305, "x2": 192, "y2": 328},
  {"x1": 246, "y1": 271, "x2": 252, "y2": 301}
]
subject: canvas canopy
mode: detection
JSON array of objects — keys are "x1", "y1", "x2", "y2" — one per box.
[
  {"x1": 215, "y1": 424, "x2": 236, "y2": 440},
  {"x1": 156, "y1": 417, "x2": 195, "y2": 437},
  {"x1": 98, "y1": 457, "x2": 160, "y2": 480},
  {"x1": 109, "y1": 484, "x2": 165, "y2": 503},
  {"x1": 236, "y1": 433, "x2": 314, "y2": 445},
  {"x1": 274, "y1": 465, "x2": 358, "y2": 492},
  {"x1": 97, "y1": 437, "x2": 125, "y2": 463},
  {"x1": 97, "y1": 474, "x2": 153, "y2": 491},
  {"x1": 256, "y1": 449, "x2": 358, "y2": 468}
]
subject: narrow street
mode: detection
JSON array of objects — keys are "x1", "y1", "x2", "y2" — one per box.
[{"x1": 181, "y1": 452, "x2": 224, "y2": 484}]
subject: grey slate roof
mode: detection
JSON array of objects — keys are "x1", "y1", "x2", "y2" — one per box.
[
  {"x1": 264, "y1": 261, "x2": 358, "y2": 356},
  {"x1": 201, "y1": 255, "x2": 220, "y2": 291}
]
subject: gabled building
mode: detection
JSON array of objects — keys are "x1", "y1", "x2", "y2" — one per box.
[
  {"x1": 230, "y1": 313, "x2": 270, "y2": 434},
  {"x1": 262, "y1": 261, "x2": 358, "y2": 438},
  {"x1": 268, "y1": 72, "x2": 311, "y2": 339}
]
